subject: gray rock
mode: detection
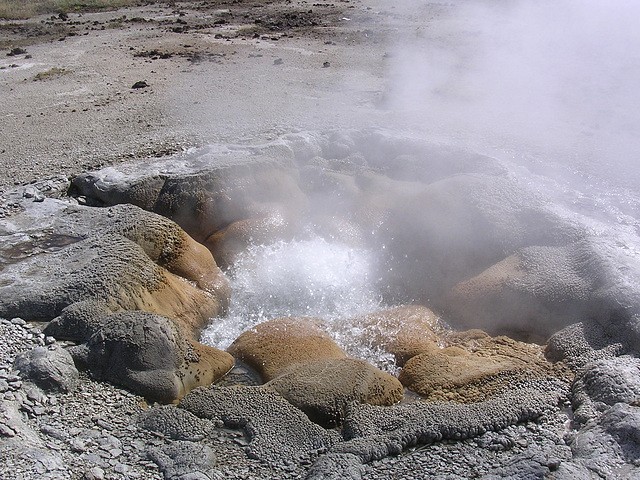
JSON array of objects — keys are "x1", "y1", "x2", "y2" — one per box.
[
  {"x1": 44, "y1": 300, "x2": 114, "y2": 342},
  {"x1": 147, "y1": 441, "x2": 216, "y2": 479},
  {"x1": 305, "y1": 453, "x2": 363, "y2": 480},
  {"x1": 479, "y1": 443, "x2": 572, "y2": 480},
  {"x1": 443, "y1": 242, "x2": 607, "y2": 339},
  {"x1": 568, "y1": 403, "x2": 640, "y2": 478},
  {"x1": 179, "y1": 385, "x2": 339, "y2": 465},
  {"x1": 547, "y1": 462, "x2": 599, "y2": 480},
  {"x1": 337, "y1": 379, "x2": 566, "y2": 463},
  {"x1": 265, "y1": 358, "x2": 403, "y2": 427},
  {"x1": 546, "y1": 320, "x2": 626, "y2": 368},
  {"x1": 0, "y1": 202, "x2": 228, "y2": 327},
  {"x1": 71, "y1": 145, "x2": 305, "y2": 244},
  {"x1": 138, "y1": 405, "x2": 213, "y2": 441},
  {"x1": 574, "y1": 356, "x2": 640, "y2": 408},
  {"x1": 376, "y1": 173, "x2": 584, "y2": 311},
  {"x1": 13, "y1": 345, "x2": 78, "y2": 393},
  {"x1": 68, "y1": 311, "x2": 228, "y2": 403}
]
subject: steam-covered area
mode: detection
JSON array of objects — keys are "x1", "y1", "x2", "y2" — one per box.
[
  {"x1": 385, "y1": 0, "x2": 640, "y2": 190},
  {"x1": 2, "y1": 126, "x2": 640, "y2": 477},
  {"x1": 65, "y1": 126, "x2": 640, "y2": 349}
]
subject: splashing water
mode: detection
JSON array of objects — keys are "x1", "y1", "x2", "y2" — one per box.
[{"x1": 200, "y1": 236, "x2": 398, "y2": 370}]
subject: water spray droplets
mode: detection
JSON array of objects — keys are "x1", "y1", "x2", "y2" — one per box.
[{"x1": 201, "y1": 236, "x2": 392, "y2": 370}]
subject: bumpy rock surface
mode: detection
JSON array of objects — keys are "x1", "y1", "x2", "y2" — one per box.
[
  {"x1": 312, "y1": 378, "x2": 569, "y2": 477},
  {"x1": 445, "y1": 243, "x2": 607, "y2": 340},
  {"x1": 349, "y1": 305, "x2": 442, "y2": 366},
  {"x1": 267, "y1": 358, "x2": 404, "y2": 427},
  {"x1": 376, "y1": 173, "x2": 585, "y2": 308},
  {"x1": 567, "y1": 403, "x2": 640, "y2": 478},
  {"x1": 227, "y1": 317, "x2": 346, "y2": 381},
  {"x1": 545, "y1": 319, "x2": 628, "y2": 369},
  {"x1": 179, "y1": 385, "x2": 340, "y2": 464},
  {"x1": 0, "y1": 203, "x2": 229, "y2": 333},
  {"x1": 5, "y1": 129, "x2": 640, "y2": 478},
  {"x1": 43, "y1": 300, "x2": 115, "y2": 343},
  {"x1": 138, "y1": 405, "x2": 215, "y2": 442},
  {"x1": 69, "y1": 311, "x2": 233, "y2": 403},
  {"x1": 147, "y1": 440, "x2": 223, "y2": 480},
  {"x1": 72, "y1": 147, "x2": 308, "y2": 246},
  {"x1": 228, "y1": 317, "x2": 403, "y2": 425},
  {"x1": 571, "y1": 356, "x2": 640, "y2": 425},
  {"x1": 0, "y1": 201, "x2": 233, "y2": 402},
  {"x1": 399, "y1": 335, "x2": 567, "y2": 402}
]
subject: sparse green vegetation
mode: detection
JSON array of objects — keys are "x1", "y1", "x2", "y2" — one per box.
[
  {"x1": 33, "y1": 67, "x2": 70, "y2": 80},
  {"x1": 0, "y1": 0, "x2": 148, "y2": 20}
]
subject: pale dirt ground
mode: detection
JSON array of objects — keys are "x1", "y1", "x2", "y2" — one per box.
[{"x1": 0, "y1": 0, "x2": 444, "y2": 193}]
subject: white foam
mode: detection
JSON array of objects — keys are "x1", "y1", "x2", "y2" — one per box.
[{"x1": 200, "y1": 236, "x2": 397, "y2": 370}]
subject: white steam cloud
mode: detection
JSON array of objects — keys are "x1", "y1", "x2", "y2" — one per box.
[{"x1": 385, "y1": 0, "x2": 640, "y2": 185}]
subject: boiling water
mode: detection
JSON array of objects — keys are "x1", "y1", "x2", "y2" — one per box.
[{"x1": 200, "y1": 236, "x2": 399, "y2": 372}]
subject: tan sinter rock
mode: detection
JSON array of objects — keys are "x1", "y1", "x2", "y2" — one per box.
[
  {"x1": 205, "y1": 208, "x2": 293, "y2": 269},
  {"x1": 350, "y1": 305, "x2": 443, "y2": 366},
  {"x1": 399, "y1": 334, "x2": 568, "y2": 403},
  {"x1": 227, "y1": 317, "x2": 346, "y2": 381},
  {"x1": 228, "y1": 317, "x2": 403, "y2": 425}
]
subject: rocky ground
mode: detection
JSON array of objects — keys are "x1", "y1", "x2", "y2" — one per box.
[{"x1": 0, "y1": 0, "x2": 400, "y2": 192}]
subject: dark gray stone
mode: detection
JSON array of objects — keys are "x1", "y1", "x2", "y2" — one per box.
[
  {"x1": 338, "y1": 379, "x2": 567, "y2": 463},
  {"x1": 68, "y1": 312, "x2": 190, "y2": 403},
  {"x1": 568, "y1": 403, "x2": 640, "y2": 478},
  {"x1": 575, "y1": 357, "x2": 640, "y2": 407},
  {"x1": 545, "y1": 320, "x2": 626, "y2": 368},
  {"x1": 44, "y1": 300, "x2": 114, "y2": 342}
]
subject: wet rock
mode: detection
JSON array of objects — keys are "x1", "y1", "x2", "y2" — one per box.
[
  {"x1": 13, "y1": 345, "x2": 79, "y2": 393},
  {"x1": 27, "y1": 234, "x2": 210, "y2": 326},
  {"x1": 444, "y1": 244, "x2": 605, "y2": 340},
  {"x1": 0, "y1": 204, "x2": 229, "y2": 331},
  {"x1": 204, "y1": 209, "x2": 293, "y2": 268},
  {"x1": 71, "y1": 151, "x2": 306, "y2": 246},
  {"x1": 377, "y1": 173, "x2": 584, "y2": 314},
  {"x1": 227, "y1": 317, "x2": 346, "y2": 381},
  {"x1": 267, "y1": 358, "x2": 403, "y2": 427},
  {"x1": 349, "y1": 305, "x2": 442, "y2": 366},
  {"x1": 399, "y1": 336, "x2": 564, "y2": 402},
  {"x1": 228, "y1": 317, "x2": 403, "y2": 425},
  {"x1": 69, "y1": 311, "x2": 233, "y2": 403}
]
